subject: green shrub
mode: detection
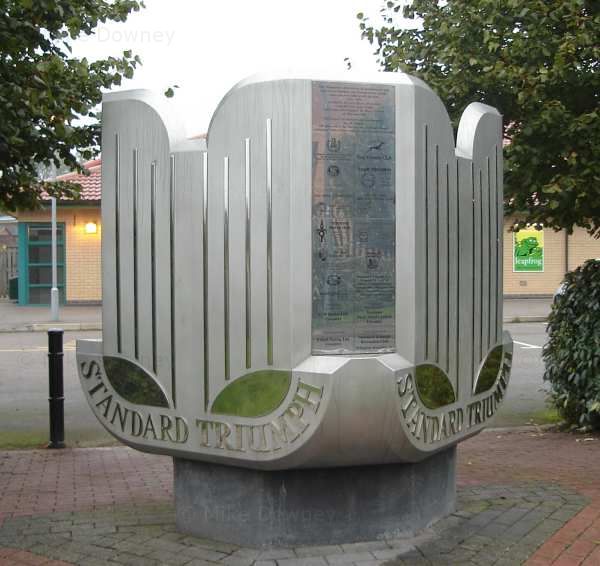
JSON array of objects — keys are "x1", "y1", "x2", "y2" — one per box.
[
  {"x1": 543, "y1": 259, "x2": 600, "y2": 429},
  {"x1": 415, "y1": 365, "x2": 455, "y2": 409}
]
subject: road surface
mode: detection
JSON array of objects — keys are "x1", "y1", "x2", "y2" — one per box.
[{"x1": 0, "y1": 323, "x2": 552, "y2": 448}]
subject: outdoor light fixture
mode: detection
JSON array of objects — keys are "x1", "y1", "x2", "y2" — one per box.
[{"x1": 84, "y1": 221, "x2": 97, "y2": 234}]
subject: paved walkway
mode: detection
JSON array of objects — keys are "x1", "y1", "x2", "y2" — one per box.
[
  {"x1": 503, "y1": 298, "x2": 552, "y2": 323},
  {"x1": 0, "y1": 301, "x2": 101, "y2": 332},
  {"x1": 0, "y1": 429, "x2": 599, "y2": 565}
]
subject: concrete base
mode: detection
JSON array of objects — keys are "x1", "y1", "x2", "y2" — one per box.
[{"x1": 174, "y1": 448, "x2": 456, "y2": 547}]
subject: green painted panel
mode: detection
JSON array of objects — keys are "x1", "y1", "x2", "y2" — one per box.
[
  {"x1": 17, "y1": 223, "x2": 28, "y2": 305},
  {"x1": 18, "y1": 222, "x2": 67, "y2": 305},
  {"x1": 103, "y1": 356, "x2": 170, "y2": 408},
  {"x1": 474, "y1": 345, "x2": 504, "y2": 395},
  {"x1": 415, "y1": 364, "x2": 456, "y2": 410},
  {"x1": 211, "y1": 370, "x2": 292, "y2": 418}
]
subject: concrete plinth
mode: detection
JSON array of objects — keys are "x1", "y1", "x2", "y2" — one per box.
[{"x1": 174, "y1": 448, "x2": 456, "y2": 547}]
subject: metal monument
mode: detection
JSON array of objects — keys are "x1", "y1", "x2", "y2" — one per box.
[{"x1": 77, "y1": 71, "x2": 512, "y2": 544}]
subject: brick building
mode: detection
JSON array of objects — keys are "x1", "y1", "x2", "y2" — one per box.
[
  {"x1": 14, "y1": 160, "x2": 101, "y2": 305},
  {"x1": 12, "y1": 158, "x2": 600, "y2": 304}
]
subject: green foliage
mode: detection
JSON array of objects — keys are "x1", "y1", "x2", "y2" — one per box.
[
  {"x1": 0, "y1": 0, "x2": 144, "y2": 211},
  {"x1": 475, "y1": 345, "x2": 503, "y2": 395},
  {"x1": 164, "y1": 85, "x2": 179, "y2": 98},
  {"x1": 543, "y1": 260, "x2": 600, "y2": 430},
  {"x1": 103, "y1": 356, "x2": 170, "y2": 408},
  {"x1": 211, "y1": 370, "x2": 292, "y2": 418},
  {"x1": 415, "y1": 364, "x2": 455, "y2": 409},
  {"x1": 359, "y1": 1, "x2": 600, "y2": 235},
  {"x1": 530, "y1": 407, "x2": 562, "y2": 426}
]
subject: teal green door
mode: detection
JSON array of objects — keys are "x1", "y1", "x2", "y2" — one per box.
[{"x1": 18, "y1": 223, "x2": 66, "y2": 305}]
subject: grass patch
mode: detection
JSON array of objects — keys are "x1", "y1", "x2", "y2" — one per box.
[
  {"x1": 0, "y1": 429, "x2": 119, "y2": 450},
  {"x1": 528, "y1": 407, "x2": 562, "y2": 425},
  {"x1": 211, "y1": 370, "x2": 291, "y2": 417},
  {"x1": 475, "y1": 345, "x2": 504, "y2": 395},
  {"x1": 104, "y1": 356, "x2": 170, "y2": 408},
  {"x1": 415, "y1": 365, "x2": 456, "y2": 409},
  {"x1": 0, "y1": 430, "x2": 49, "y2": 450}
]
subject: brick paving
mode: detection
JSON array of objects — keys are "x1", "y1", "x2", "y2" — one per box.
[
  {"x1": 0, "y1": 448, "x2": 171, "y2": 523},
  {"x1": 0, "y1": 429, "x2": 598, "y2": 565},
  {"x1": 457, "y1": 429, "x2": 600, "y2": 565}
]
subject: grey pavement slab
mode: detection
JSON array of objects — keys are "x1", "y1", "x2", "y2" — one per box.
[
  {"x1": 503, "y1": 297, "x2": 552, "y2": 323},
  {"x1": 0, "y1": 483, "x2": 586, "y2": 565},
  {"x1": 0, "y1": 300, "x2": 101, "y2": 332}
]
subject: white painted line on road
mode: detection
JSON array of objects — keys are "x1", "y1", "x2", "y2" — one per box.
[{"x1": 514, "y1": 340, "x2": 543, "y2": 350}]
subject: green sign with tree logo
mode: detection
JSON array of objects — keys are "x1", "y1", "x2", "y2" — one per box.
[{"x1": 514, "y1": 227, "x2": 544, "y2": 272}]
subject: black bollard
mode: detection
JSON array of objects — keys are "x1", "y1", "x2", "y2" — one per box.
[{"x1": 48, "y1": 328, "x2": 65, "y2": 449}]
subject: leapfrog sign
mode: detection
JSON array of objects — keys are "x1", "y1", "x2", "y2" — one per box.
[
  {"x1": 77, "y1": 72, "x2": 512, "y2": 469},
  {"x1": 514, "y1": 226, "x2": 544, "y2": 272}
]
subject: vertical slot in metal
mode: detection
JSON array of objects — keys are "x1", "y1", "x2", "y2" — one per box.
[
  {"x1": 150, "y1": 161, "x2": 157, "y2": 374},
  {"x1": 445, "y1": 162, "x2": 450, "y2": 375},
  {"x1": 202, "y1": 152, "x2": 209, "y2": 410},
  {"x1": 455, "y1": 160, "x2": 460, "y2": 395},
  {"x1": 471, "y1": 162, "x2": 475, "y2": 384},
  {"x1": 495, "y1": 146, "x2": 501, "y2": 343},
  {"x1": 244, "y1": 138, "x2": 252, "y2": 369},
  {"x1": 434, "y1": 144, "x2": 440, "y2": 363},
  {"x1": 423, "y1": 124, "x2": 429, "y2": 361},
  {"x1": 266, "y1": 119, "x2": 273, "y2": 366},
  {"x1": 132, "y1": 147, "x2": 138, "y2": 360},
  {"x1": 487, "y1": 156, "x2": 492, "y2": 350},
  {"x1": 479, "y1": 169, "x2": 484, "y2": 360},
  {"x1": 223, "y1": 156, "x2": 230, "y2": 381},
  {"x1": 170, "y1": 154, "x2": 176, "y2": 407},
  {"x1": 115, "y1": 133, "x2": 121, "y2": 353}
]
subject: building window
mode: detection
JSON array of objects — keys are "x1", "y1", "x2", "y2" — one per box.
[{"x1": 18, "y1": 223, "x2": 66, "y2": 305}]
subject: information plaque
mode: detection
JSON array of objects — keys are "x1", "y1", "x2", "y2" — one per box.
[{"x1": 311, "y1": 82, "x2": 396, "y2": 354}]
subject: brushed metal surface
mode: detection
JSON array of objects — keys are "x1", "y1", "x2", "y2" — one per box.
[{"x1": 80, "y1": 74, "x2": 512, "y2": 470}]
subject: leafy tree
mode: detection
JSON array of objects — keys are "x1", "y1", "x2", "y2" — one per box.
[
  {"x1": 358, "y1": 0, "x2": 600, "y2": 236},
  {"x1": 543, "y1": 260, "x2": 600, "y2": 430},
  {"x1": 0, "y1": 0, "x2": 144, "y2": 211}
]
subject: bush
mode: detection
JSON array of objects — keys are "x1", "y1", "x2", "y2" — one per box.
[{"x1": 543, "y1": 259, "x2": 600, "y2": 430}]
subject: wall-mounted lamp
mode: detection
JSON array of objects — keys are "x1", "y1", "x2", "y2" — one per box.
[{"x1": 85, "y1": 221, "x2": 98, "y2": 234}]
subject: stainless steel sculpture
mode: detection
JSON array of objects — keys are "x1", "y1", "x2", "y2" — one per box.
[{"x1": 77, "y1": 72, "x2": 512, "y2": 470}]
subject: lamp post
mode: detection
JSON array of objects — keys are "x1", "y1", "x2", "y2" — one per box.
[{"x1": 50, "y1": 197, "x2": 59, "y2": 321}]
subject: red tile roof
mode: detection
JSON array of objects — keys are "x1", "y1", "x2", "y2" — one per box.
[{"x1": 52, "y1": 158, "x2": 102, "y2": 202}]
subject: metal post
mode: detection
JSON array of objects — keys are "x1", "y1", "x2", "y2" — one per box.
[
  {"x1": 50, "y1": 197, "x2": 59, "y2": 321},
  {"x1": 48, "y1": 328, "x2": 65, "y2": 449}
]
